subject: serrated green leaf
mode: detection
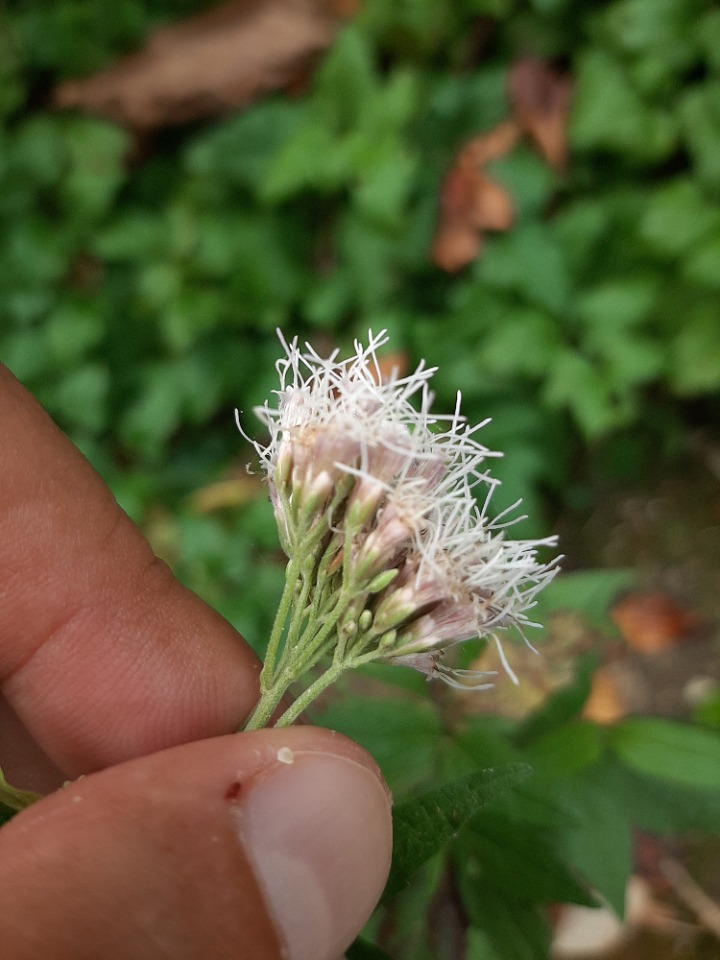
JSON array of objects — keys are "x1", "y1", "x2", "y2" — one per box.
[
  {"x1": 611, "y1": 718, "x2": 720, "y2": 789},
  {"x1": 384, "y1": 763, "x2": 531, "y2": 899}
]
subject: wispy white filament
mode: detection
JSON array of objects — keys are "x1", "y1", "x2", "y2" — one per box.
[{"x1": 241, "y1": 329, "x2": 560, "y2": 688}]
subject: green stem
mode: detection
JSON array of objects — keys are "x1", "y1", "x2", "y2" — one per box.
[
  {"x1": 261, "y1": 554, "x2": 301, "y2": 690},
  {"x1": 272, "y1": 662, "x2": 348, "y2": 728},
  {"x1": 243, "y1": 677, "x2": 289, "y2": 730},
  {"x1": 0, "y1": 767, "x2": 41, "y2": 812}
]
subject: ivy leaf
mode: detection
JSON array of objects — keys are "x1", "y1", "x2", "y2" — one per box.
[{"x1": 383, "y1": 763, "x2": 531, "y2": 900}]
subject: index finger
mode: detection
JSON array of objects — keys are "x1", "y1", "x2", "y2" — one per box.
[{"x1": 0, "y1": 365, "x2": 262, "y2": 782}]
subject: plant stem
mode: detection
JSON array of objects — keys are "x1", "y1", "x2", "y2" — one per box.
[
  {"x1": 243, "y1": 676, "x2": 289, "y2": 730},
  {"x1": 261, "y1": 555, "x2": 300, "y2": 690},
  {"x1": 272, "y1": 662, "x2": 348, "y2": 727}
]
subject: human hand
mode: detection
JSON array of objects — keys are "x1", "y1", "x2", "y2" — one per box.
[{"x1": 0, "y1": 365, "x2": 392, "y2": 960}]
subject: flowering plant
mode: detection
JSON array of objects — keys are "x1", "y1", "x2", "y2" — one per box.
[{"x1": 241, "y1": 331, "x2": 559, "y2": 730}]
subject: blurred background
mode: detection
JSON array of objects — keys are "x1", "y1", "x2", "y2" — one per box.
[{"x1": 1, "y1": 1, "x2": 720, "y2": 958}]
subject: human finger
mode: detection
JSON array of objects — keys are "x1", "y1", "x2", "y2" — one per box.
[
  {"x1": 0, "y1": 365, "x2": 262, "y2": 781},
  {"x1": 0, "y1": 727, "x2": 392, "y2": 960}
]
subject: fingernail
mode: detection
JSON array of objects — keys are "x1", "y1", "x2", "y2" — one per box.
[{"x1": 236, "y1": 750, "x2": 392, "y2": 960}]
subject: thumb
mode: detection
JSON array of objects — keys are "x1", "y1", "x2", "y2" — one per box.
[{"x1": 0, "y1": 727, "x2": 392, "y2": 960}]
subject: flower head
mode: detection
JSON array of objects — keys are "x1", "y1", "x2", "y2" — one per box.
[{"x1": 240, "y1": 331, "x2": 559, "y2": 726}]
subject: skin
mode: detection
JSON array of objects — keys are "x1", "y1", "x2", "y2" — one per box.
[{"x1": 0, "y1": 365, "x2": 392, "y2": 959}]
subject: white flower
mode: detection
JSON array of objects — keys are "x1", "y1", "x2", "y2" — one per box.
[{"x1": 240, "y1": 330, "x2": 559, "y2": 726}]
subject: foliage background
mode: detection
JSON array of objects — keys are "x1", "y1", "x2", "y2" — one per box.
[{"x1": 2, "y1": 0, "x2": 720, "y2": 957}]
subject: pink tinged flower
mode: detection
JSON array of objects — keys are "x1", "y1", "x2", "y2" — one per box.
[{"x1": 239, "y1": 329, "x2": 560, "y2": 691}]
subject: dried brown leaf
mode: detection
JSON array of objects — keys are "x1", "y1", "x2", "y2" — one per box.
[
  {"x1": 463, "y1": 119, "x2": 521, "y2": 167},
  {"x1": 432, "y1": 121, "x2": 517, "y2": 272},
  {"x1": 54, "y1": 0, "x2": 354, "y2": 129},
  {"x1": 583, "y1": 666, "x2": 627, "y2": 724},
  {"x1": 508, "y1": 57, "x2": 572, "y2": 171},
  {"x1": 471, "y1": 172, "x2": 514, "y2": 231},
  {"x1": 611, "y1": 592, "x2": 700, "y2": 654}
]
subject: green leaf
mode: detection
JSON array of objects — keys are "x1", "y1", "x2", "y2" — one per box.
[
  {"x1": 460, "y1": 882, "x2": 551, "y2": 960},
  {"x1": 576, "y1": 277, "x2": 659, "y2": 332},
  {"x1": 464, "y1": 811, "x2": 596, "y2": 906},
  {"x1": 185, "y1": 100, "x2": 304, "y2": 189},
  {"x1": 11, "y1": 115, "x2": 65, "y2": 186},
  {"x1": 52, "y1": 363, "x2": 110, "y2": 433},
  {"x1": 46, "y1": 301, "x2": 104, "y2": 364},
  {"x1": 514, "y1": 653, "x2": 597, "y2": 746},
  {"x1": 384, "y1": 763, "x2": 531, "y2": 899},
  {"x1": 355, "y1": 149, "x2": 416, "y2": 228},
  {"x1": 571, "y1": 49, "x2": 677, "y2": 161},
  {"x1": 316, "y1": 25, "x2": 378, "y2": 132},
  {"x1": 94, "y1": 211, "x2": 167, "y2": 262},
  {"x1": 347, "y1": 939, "x2": 396, "y2": 960},
  {"x1": 315, "y1": 696, "x2": 442, "y2": 795},
  {"x1": 679, "y1": 81, "x2": 720, "y2": 190},
  {"x1": 60, "y1": 117, "x2": 128, "y2": 222},
  {"x1": 524, "y1": 721, "x2": 604, "y2": 779},
  {"x1": 530, "y1": 570, "x2": 635, "y2": 635},
  {"x1": 619, "y1": 767, "x2": 720, "y2": 834},
  {"x1": 695, "y1": 8, "x2": 720, "y2": 73},
  {"x1": 543, "y1": 350, "x2": 620, "y2": 437},
  {"x1": 478, "y1": 307, "x2": 563, "y2": 379},
  {"x1": 556, "y1": 764, "x2": 632, "y2": 915},
  {"x1": 260, "y1": 121, "x2": 337, "y2": 201},
  {"x1": 669, "y1": 302, "x2": 720, "y2": 394},
  {"x1": 611, "y1": 718, "x2": 720, "y2": 789},
  {"x1": 600, "y1": 0, "x2": 698, "y2": 70},
  {"x1": 480, "y1": 223, "x2": 571, "y2": 314},
  {"x1": 640, "y1": 178, "x2": 720, "y2": 256},
  {"x1": 682, "y1": 234, "x2": 720, "y2": 290}
]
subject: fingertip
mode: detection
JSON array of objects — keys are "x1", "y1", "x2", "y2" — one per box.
[
  {"x1": 237, "y1": 734, "x2": 393, "y2": 960},
  {"x1": 0, "y1": 729, "x2": 392, "y2": 960}
]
